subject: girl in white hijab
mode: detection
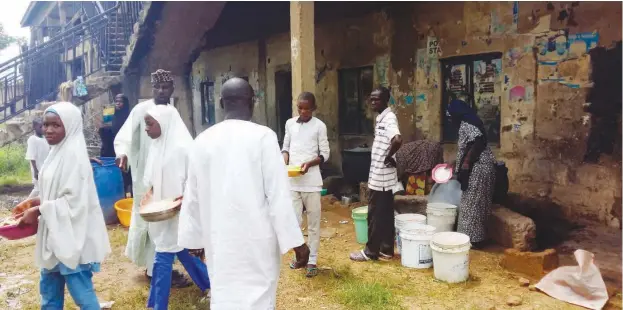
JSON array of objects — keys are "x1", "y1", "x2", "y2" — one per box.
[
  {"x1": 17, "y1": 101, "x2": 111, "y2": 309},
  {"x1": 142, "y1": 104, "x2": 210, "y2": 309}
]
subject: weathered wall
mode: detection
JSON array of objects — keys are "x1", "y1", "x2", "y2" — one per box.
[
  {"x1": 410, "y1": 1, "x2": 622, "y2": 228},
  {"x1": 191, "y1": 40, "x2": 263, "y2": 134},
  {"x1": 191, "y1": 10, "x2": 403, "y2": 167},
  {"x1": 189, "y1": 2, "x2": 621, "y2": 227}
]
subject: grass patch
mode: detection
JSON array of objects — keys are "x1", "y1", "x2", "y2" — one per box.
[
  {"x1": 0, "y1": 143, "x2": 32, "y2": 186},
  {"x1": 305, "y1": 261, "x2": 403, "y2": 310},
  {"x1": 336, "y1": 280, "x2": 401, "y2": 310}
]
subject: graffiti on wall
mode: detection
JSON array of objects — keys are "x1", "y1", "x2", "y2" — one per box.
[
  {"x1": 535, "y1": 30, "x2": 568, "y2": 64},
  {"x1": 427, "y1": 36, "x2": 442, "y2": 59},
  {"x1": 567, "y1": 32, "x2": 599, "y2": 59},
  {"x1": 509, "y1": 85, "x2": 534, "y2": 104},
  {"x1": 491, "y1": 1, "x2": 519, "y2": 35}
]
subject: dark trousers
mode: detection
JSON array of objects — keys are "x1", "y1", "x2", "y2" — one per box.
[{"x1": 364, "y1": 190, "x2": 395, "y2": 259}]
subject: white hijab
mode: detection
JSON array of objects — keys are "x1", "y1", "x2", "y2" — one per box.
[
  {"x1": 36, "y1": 101, "x2": 111, "y2": 270},
  {"x1": 143, "y1": 105, "x2": 193, "y2": 200},
  {"x1": 142, "y1": 105, "x2": 193, "y2": 253}
]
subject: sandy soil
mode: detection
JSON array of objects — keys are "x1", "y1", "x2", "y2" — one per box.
[{"x1": 0, "y1": 193, "x2": 619, "y2": 310}]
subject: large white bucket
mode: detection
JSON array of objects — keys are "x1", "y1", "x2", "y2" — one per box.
[
  {"x1": 426, "y1": 203, "x2": 458, "y2": 233},
  {"x1": 430, "y1": 232, "x2": 471, "y2": 283},
  {"x1": 395, "y1": 213, "x2": 426, "y2": 255},
  {"x1": 400, "y1": 224, "x2": 436, "y2": 269}
]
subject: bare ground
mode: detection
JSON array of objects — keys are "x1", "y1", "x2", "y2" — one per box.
[{"x1": 0, "y1": 193, "x2": 620, "y2": 310}]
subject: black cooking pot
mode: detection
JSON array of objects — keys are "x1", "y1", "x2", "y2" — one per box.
[{"x1": 341, "y1": 146, "x2": 372, "y2": 185}]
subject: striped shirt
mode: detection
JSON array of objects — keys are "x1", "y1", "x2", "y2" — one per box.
[{"x1": 368, "y1": 107, "x2": 401, "y2": 191}]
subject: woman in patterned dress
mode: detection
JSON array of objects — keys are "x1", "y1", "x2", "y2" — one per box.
[{"x1": 446, "y1": 99, "x2": 496, "y2": 247}]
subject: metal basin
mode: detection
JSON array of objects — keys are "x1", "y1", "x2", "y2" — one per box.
[{"x1": 139, "y1": 199, "x2": 182, "y2": 222}]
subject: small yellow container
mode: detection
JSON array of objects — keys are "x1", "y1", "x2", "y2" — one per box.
[
  {"x1": 287, "y1": 166, "x2": 302, "y2": 177},
  {"x1": 114, "y1": 198, "x2": 133, "y2": 228}
]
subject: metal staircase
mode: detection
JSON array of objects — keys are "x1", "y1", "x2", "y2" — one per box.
[{"x1": 0, "y1": 2, "x2": 144, "y2": 124}]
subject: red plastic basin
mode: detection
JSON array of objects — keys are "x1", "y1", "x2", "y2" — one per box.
[{"x1": 0, "y1": 223, "x2": 38, "y2": 240}]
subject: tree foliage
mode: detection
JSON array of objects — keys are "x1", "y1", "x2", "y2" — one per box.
[{"x1": 0, "y1": 23, "x2": 25, "y2": 51}]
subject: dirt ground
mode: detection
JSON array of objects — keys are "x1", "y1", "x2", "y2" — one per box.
[{"x1": 0, "y1": 193, "x2": 620, "y2": 310}]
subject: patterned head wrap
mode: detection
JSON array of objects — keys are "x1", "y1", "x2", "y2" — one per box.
[{"x1": 151, "y1": 69, "x2": 174, "y2": 84}]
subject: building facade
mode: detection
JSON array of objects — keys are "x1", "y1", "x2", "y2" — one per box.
[{"x1": 123, "y1": 2, "x2": 623, "y2": 228}]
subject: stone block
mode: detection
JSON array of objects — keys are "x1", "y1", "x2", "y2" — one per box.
[
  {"x1": 394, "y1": 195, "x2": 427, "y2": 215},
  {"x1": 501, "y1": 248, "x2": 559, "y2": 279},
  {"x1": 488, "y1": 206, "x2": 537, "y2": 251}
]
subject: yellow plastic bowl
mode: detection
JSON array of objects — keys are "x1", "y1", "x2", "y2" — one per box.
[
  {"x1": 114, "y1": 198, "x2": 133, "y2": 228},
  {"x1": 288, "y1": 170, "x2": 302, "y2": 177},
  {"x1": 287, "y1": 166, "x2": 302, "y2": 177}
]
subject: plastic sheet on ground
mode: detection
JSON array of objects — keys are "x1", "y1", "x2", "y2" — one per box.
[{"x1": 536, "y1": 249, "x2": 609, "y2": 310}]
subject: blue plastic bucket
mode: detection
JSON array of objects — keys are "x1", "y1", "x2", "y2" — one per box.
[{"x1": 92, "y1": 157, "x2": 124, "y2": 225}]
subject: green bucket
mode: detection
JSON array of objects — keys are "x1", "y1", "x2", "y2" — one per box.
[{"x1": 351, "y1": 206, "x2": 369, "y2": 244}]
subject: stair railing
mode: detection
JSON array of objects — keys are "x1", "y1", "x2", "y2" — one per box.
[{"x1": 0, "y1": 2, "x2": 143, "y2": 124}]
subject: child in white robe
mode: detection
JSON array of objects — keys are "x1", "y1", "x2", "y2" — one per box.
[
  {"x1": 142, "y1": 104, "x2": 210, "y2": 309},
  {"x1": 17, "y1": 101, "x2": 111, "y2": 309}
]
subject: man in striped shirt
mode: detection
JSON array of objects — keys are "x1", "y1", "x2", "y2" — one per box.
[{"x1": 350, "y1": 87, "x2": 403, "y2": 262}]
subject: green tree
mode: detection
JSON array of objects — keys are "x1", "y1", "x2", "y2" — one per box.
[{"x1": 0, "y1": 23, "x2": 25, "y2": 51}]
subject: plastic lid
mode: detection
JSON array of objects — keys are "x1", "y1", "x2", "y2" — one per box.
[
  {"x1": 352, "y1": 206, "x2": 368, "y2": 214},
  {"x1": 395, "y1": 213, "x2": 427, "y2": 222},
  {"x1": 401, "y1": 224, "x2": 436, "y2": 235},
  {"x1": 427, "y1": 203, "x2": 458, "y2": 209},
  {"x1": 431, "y1": 232, "x2": 470, "y2": 249}
]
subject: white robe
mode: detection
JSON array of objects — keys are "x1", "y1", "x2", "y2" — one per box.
[
  {"x1": 113, "y1": 99, "x2": 159, "y2": 272},
  {"x1": 178, "y1": 120, "x2": 305, "y2": 310},
  {"x1": 35, "y1": 102, "x2": 111, "y2": 270},
  {"x1": 143, "y1": 105, "x2": 193, "y2": 253}
]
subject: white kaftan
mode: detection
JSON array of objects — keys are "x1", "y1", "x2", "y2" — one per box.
[
  {"x1": 143, "y1": 105, "x2": 193, "y2": 253},
  {"x1": 35, "y1": 102, "x2": 111, "y2": 270},
  {"x1": 25, "y1": 134, "x2": 50, "y2": 199},
  {"x1": 114, "y1": 99, "x2": 161, "y2": 274},
  {"x1": 178, "y1": 120, "x2": 305, "y2": 310}
]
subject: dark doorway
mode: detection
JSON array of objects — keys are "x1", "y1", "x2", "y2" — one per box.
[
  {"x1": 275, "y1": 70, "x2": 292, "y2": 145},
  {"x1": 584, "y1": 41, "x2": 622, "y2": 163},
  {"x1": 440, "y1": 52, "x2": 503, "y2": 144}
]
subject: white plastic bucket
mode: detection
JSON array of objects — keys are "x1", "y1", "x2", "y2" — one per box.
[
  {"x1": 399, "y1": 224, "x2": 436, "y2": 269},
  {"x1": 426, "y1": 203, "x2": 458, "y2": 233},
  {"x1": 395, "y1": 213, "x2": 426, "y2": 255},
  {"x1": 430, "y1": 232, "x2": 471, "y2": 283}
]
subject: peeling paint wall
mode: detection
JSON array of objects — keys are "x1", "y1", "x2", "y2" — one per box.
[
  {"x1": 191, "y1": 41, "x2": 266, "y2": 133},
  {"x1": 189, "y1": 2, "x2": 621, "y2": 227},
  {"x1": 191, "y1": 10, "x2": 407, "y2": 167},
  {"x1": 411, "y1": 1, "x2": 622, "y2": 228}
]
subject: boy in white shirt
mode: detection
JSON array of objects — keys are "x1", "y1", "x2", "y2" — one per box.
[
  {"x1": 25, "y1": 118, "x2": 50, "y2": 199},
  {"x1": 282, "y1": 92, "x2": 330, "y2": 277}
]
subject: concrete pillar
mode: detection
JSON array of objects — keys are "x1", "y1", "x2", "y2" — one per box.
[
  {"x1": 58, "y1": 2, "x2": 67, "y2": 30},
  {"x1": 289, "y1": 1, "x2": 315, "y2": 116}
]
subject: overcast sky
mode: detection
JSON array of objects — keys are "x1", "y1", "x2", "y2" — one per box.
[{"x1": 0, "y1": 1, "x2": 31, "y2": 64}]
